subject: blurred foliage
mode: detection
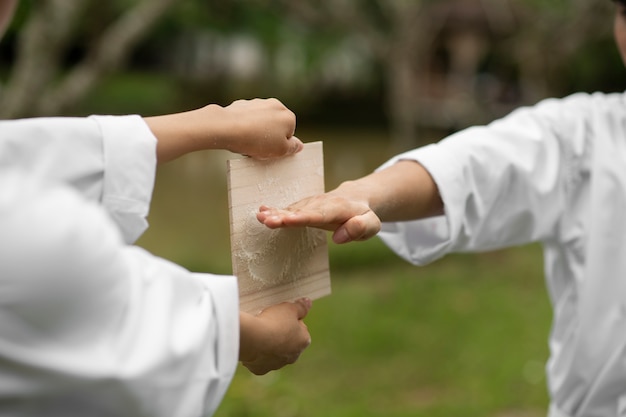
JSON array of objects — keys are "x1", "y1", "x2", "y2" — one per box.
[
  {"x1": 1, "y1": 0, "x2": 624, "y2": 126},
  {"x1": 564, "y1": 37, "x2": 626, "y2": 93},
  {"x1": 76, "y1": 72, "x2": 181, "y2": 116},
  {"x1": 111, "y1": 0, "x2": 625, "y2": 132}
]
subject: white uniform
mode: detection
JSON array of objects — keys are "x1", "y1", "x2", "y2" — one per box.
[
  {"x1": 378, "y1": 92, "x2": 626, "y2": 417},
  {"x1": 0, "y1": 116, "x2": 238, "y2": 417}
]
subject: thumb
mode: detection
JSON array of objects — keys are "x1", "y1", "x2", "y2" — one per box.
[
  {"x1": 292, "y1": 297, "x2": 312, "y2": 320},
  {"x1": 286, "y1": 136, "x2": 304, "y2": 155},
  {"x1": 332, "y1": 210, "x2": 381, "y2": 244}
]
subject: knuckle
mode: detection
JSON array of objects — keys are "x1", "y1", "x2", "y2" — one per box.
[{"x1": 285, "y1": 353, "x2": 301, "y2": 365}]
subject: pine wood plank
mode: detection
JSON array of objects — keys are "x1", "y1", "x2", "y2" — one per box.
[{"x1": 227, "y1": 141, "x2": 331, "y2": 314}]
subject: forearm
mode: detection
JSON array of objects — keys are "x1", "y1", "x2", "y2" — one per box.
[
  {"x1": 144, "y1": 98, "x2": 301, "y2": 164},
  {"x1": 144, "y1": 105, "x2": 226, "y2": 164},
  {"x1": 335, "y1": 160, "x2": 443, "y2": 222}
]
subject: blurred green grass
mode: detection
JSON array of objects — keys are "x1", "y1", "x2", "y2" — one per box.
[
  {"x1": 221, "y1": 245, "x2": 549, "y2": 417},
  {"x1": 86, "y1": 74, "x2": 551, "y2": 416}
]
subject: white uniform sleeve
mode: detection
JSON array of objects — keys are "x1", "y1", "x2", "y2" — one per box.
[
  {"x1": 0, "y1": 115, "x2": 157, "y2": 243},
  {"x1": 0, "y1": 172, "x2": 239, "y2": 417},
  {"x1": 378, "y1": 93, "x2": 591, "y2": 265},
  {"x1": 0, "y1": 115, "x2": 239, "y2": 416}
]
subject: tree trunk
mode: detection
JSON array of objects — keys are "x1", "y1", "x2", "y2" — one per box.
[
  {"x1": 0, "y1": 0, "x2": 178, "y2": 118},
  {"x1": 0, "y1": 0, "x2": 89, "y2": 118},
  {"x1": 385, "y1": 51, "x2": 418, "y2": 152}
]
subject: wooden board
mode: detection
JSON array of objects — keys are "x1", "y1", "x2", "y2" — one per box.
[{"x1": 227, "y1": 141, "x2": 331, "y2": 314}]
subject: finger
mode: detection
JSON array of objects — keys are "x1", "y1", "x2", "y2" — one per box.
[
  {"x1": 256, "y1": 208, "x2": 287, "y2": 228},
  {"x1": 259, "y1": 205, "x2": 274, "y2": 213},
  {"x1": 283, "y1": 351, "x2": 304, "y2": 365},
  {"x1": 257, "y1": 199, "x2": 345, "y2": 230},
  {"x1": 256, "y1": 207, "x2": 325, "y2": 229},
  {"x1": 332, "y1": 210, "x2": 381, "y2": 243},
  {"x1": 256, "y1": 207, "x2": 272, "y2": 224},
  {"x1": 279, "y1": 209, "x2": 337, "y2": 230},
  {"x1": 242, "y1": 354, "x2": 298, "y2": 374},
  {"x1": 299, "y1": 322, "x2": 312, "y2": 348},
  {"x1": 332, "y1": 227, "x2": 352, "y2": 244},
  {"x1": 242, "y1": 361, "x2": 270, "y2": 376}
]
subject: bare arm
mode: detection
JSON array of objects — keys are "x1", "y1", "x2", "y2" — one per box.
[
  {"x1": 257, "y1": 160, "x2": 443, "y2": 244},
  {"x1": 342, "y1": 160, "x2": 443, "y2": 222},
  {"x1": 144, "y1": 98, "x2": 303, "y2": 164}
]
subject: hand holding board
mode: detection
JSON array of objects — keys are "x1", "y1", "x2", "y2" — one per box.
[{"x1": 227, "y1": 141, "x2": 331, "y2": 314}]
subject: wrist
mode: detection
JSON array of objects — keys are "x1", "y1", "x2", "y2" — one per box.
[
  {"x1": 239, "y1": 311, "x2": 270, "y2": 363},
  {"x1": 145, "y1": 104, "x2": 236, "y2": 163},
  {"x1": 334, "y1": 179, "x2": 374, "y2": 210},
  {"x1": 239, "y1": 312, "x2": 255, "y2": 362},
  {"x1": 190, "y1": 104, "x2": 230, "y2": 151}
]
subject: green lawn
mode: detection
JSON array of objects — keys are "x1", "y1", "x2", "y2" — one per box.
[
  {"x1": 137, "y1": 133, "x2": 552, "y2": 417},
  {"x1": 217, "y1": 242, "x2": 550, "y2": 417}
]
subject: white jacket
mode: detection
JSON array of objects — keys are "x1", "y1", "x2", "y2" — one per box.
[
  {"x1": 379, "y1": 92, "x2": 626, "y2": 417},
  {"x1": 0, "y1": 115, "x2": 238, "y2": 417}
]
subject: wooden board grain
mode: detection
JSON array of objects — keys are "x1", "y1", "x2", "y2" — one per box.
[{"x1": 227, "y1": 141, "x2": 331, "y2": 314}]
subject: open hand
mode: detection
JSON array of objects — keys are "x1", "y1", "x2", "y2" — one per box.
[{"x1": 256, "y1": 189, "x2": 381, "y2": 244}]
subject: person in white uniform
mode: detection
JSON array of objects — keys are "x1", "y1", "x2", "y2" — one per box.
[
  {"x1": 0, "y1": 1, "x2": 313, "y2": 416},
  {"x1": 257, "y1": 1, "x2": 626, "y2": 416}
]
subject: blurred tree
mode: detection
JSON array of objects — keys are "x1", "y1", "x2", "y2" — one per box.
[
  {"x1": 270, "y1": 0, "x2": 616, "y2": 149},
  {"x1": 275, "y1": 0, "x2": 521, "y2": 150},
  {"x1": 0, "y1": 0, "x2": 177, "y2": 118},
  {"x1": 510, "y1": 0, "x2": 614, "y2": 103},
  {"x1": 0, "y1": 0, "x2": 619, "y2": 135}
]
